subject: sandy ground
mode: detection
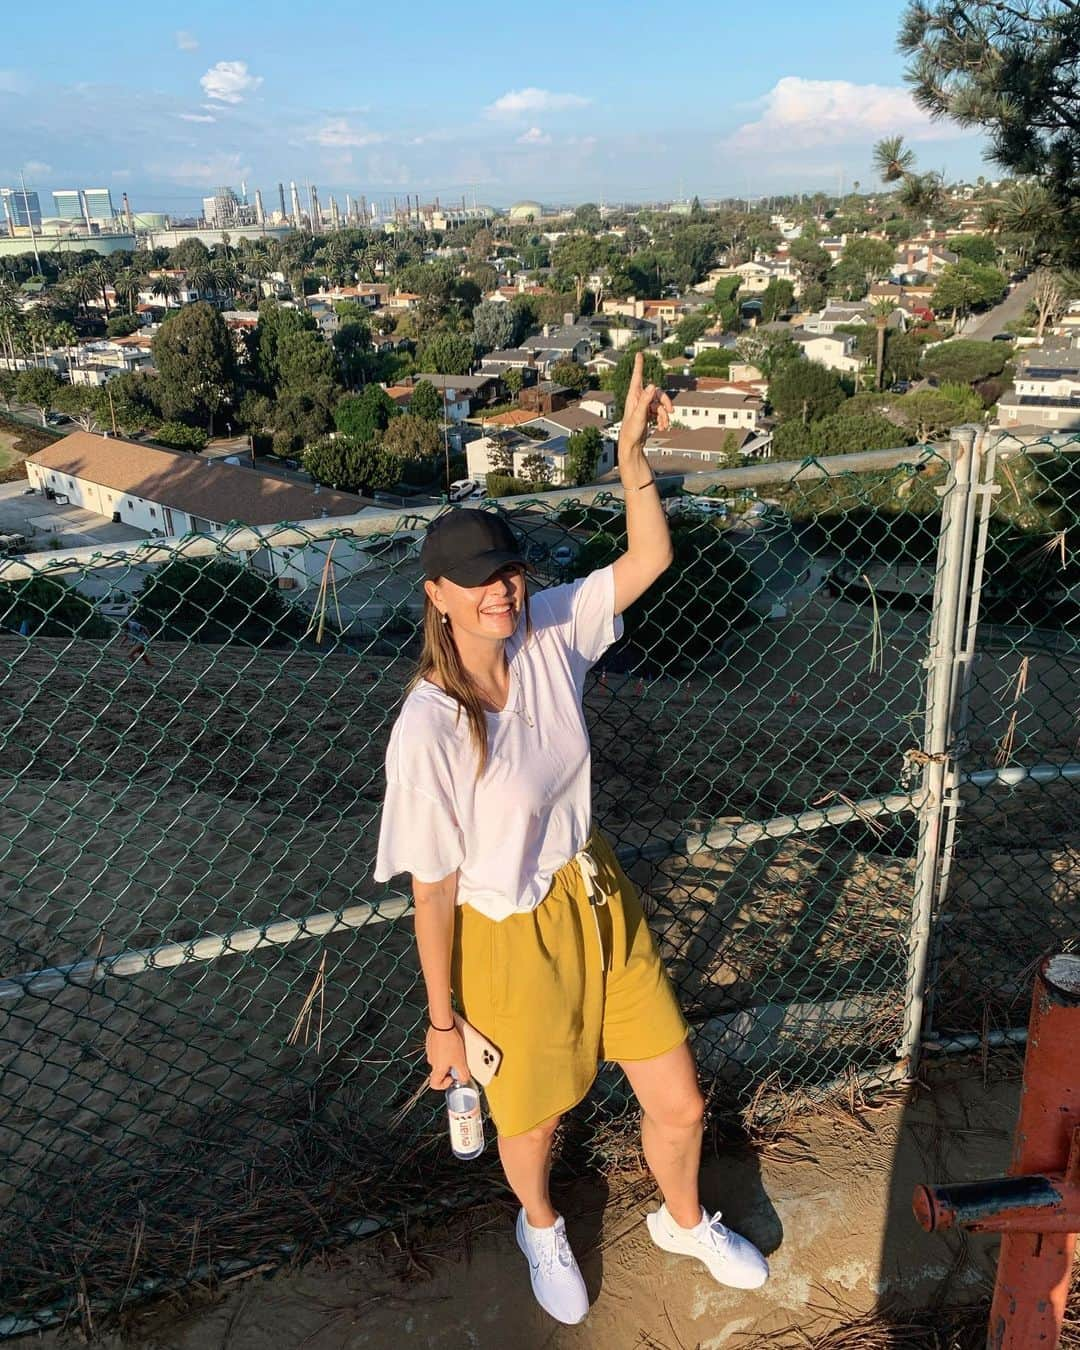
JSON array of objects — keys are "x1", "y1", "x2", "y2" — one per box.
[{"x1": 13, "y1": 1065, "x2": 1032, "y2": 1349}]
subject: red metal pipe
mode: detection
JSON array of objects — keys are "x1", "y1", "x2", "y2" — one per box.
[{"x1": 911, "y1": 951, "x2": 1080, "y2": 1350}]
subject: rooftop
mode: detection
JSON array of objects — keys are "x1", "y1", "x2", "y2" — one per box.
[{"x1": 25, "y1": 433, "x2": 370, "y2": 528}]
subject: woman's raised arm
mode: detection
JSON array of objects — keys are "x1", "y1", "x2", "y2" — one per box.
[{"x1": 611, "y1": 351, "x2": 675, "y2": 616}]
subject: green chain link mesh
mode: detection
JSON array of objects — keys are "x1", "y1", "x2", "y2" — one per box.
[{"x1": 0, "y1": 435, "x2": 1071, "y2": 1330}]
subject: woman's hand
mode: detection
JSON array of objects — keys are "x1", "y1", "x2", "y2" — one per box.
[
  {"x1": 426, "y1": 1023, "x2": 469, "y2": 1091},
  {"x1": 619, "y1": 351, "x2": 674, "y2": 458}
]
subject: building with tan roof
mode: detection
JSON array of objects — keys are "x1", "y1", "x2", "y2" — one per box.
[{"x1": 24, "y1": 433, "x2": 389, "y2": 590}]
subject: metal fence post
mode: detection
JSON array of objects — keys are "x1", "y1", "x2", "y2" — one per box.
[{"x1": 899, "y1": 427, "x2": 978, "y2": 1072}]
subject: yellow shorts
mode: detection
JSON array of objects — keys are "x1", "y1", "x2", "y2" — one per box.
[{"x1": 450, "y1": 830, "x2": 690, "y2": 1137}]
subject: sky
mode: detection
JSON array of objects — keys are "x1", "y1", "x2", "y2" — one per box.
[{"x1": 1, "y1": 0, "x2": 994, "y2": 216}]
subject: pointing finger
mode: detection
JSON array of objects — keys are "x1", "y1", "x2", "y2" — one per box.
[{"x1": 629, "y1": 350, "x2": 644, "y2": 400}]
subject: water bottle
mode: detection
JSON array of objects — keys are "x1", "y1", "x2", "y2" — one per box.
[{"x1": 445, "y1": 1068, "x2": 485, "y2": 1160}]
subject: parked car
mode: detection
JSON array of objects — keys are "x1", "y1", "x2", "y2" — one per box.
[
  {"x1": 991, "y1": 332, "x2": 1013, "y2": 342},
  {"x1": 449, "y1": 478, "x2": 485, "y2": 502},
  {"x1": 96, "y1": 591, "x2": 135, "y2": 621},
  {"x1": 551, "y1": 543, "x2": 578, "y2": 572}
]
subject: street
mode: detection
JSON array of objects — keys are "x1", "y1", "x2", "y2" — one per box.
[{"x1": 961, "y1": 273, "x2": 1035, "y2": 341}]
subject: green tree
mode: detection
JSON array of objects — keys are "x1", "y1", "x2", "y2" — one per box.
[
  {"x1": 16, "y1": 368, "x2": 61, "y2": 426},
  {"x1": 409, "y1": 378, "x2": 443, "y2": 422},
  {"x1": 380, "y1": 412, "x2": 442, "y2": 462},
  {"x1": 833, "y1": 237, "x2": 896, "y2": 299},
  {"x1": 551, "y1": 235, "x2": 607, "y2": 312},
  {"x1": 471, "y1": 300, "x2": 516, "y2": 353},
  {"x1": 134, "y1": 558, "x2": 293, "y2": 642},
  {"x1": 503, "y1": 367, "x2": 525, "y2": 397},
  {"x1": 789, "y1": 238, "x2": 832, "y2": 288},
  {"x1": 0, "y1": 575, "x2": 110, "y2": 638},
  {"x1": 768, "y1": 360, "x2": 847, "y2": 424},
  {"x1": 272, "y1": 384, "x2": 338, "y2": 456},
  {"x1": 612, "y1": 345, "x2": 665, "y2": 418},
  {"x1": 771, "y1": 411, "x2": 914, "y2": 460},
  {"x1": 152, "y1": 301, "x2": 236, "y2": 432},
  {"x1": 549, "y1": 359, "x2": 589, "y2": 394},
  {"x1": 332, "y1": 318, "x2": 372, "y2": 388},
  {"x1": 108, "y1": 370, "x2": 163, "y2": 434},
  {"x1": 106, "y1": 314, "x2": 140, "y2": 338},
  {"x1": 520, "y1": 451, "x2": 553, "y2": 487},
  {"x1": 564, "y1": 426, "x2": 604, "y2": 486},
  {"x1": 948, "y1": 235, "x2": 998, "y2": 266},
  {"x1": 416, "y1": 330, "x2": 475, "y2": 375},
  {"x1": 55, "y1": 383, "x2": 110, "y2": 432},
  {"x1": 250, "y1": 301, "x2": 318, "y2": 392},
  {"x1": 760, "y1": 278, "x2": 795, "y2": 323},
  {"x1": 920, "y1": 339, "x2": 1011, "y2": 385},
  {"x1": 894, "y1": 386, "x2": 984, "y2": 441},
  {"x1": 303, "y1": 434, "x2": 400, "y2": 495},
  {"x1": 899, "y1": 0, "x2": 1080, "y2": 260},
  {"x1": 334, "y1": 385, "x2": 399, "y2": 441},
  {"x1": 154, "y1": 421, "x2": 209, "y2": 451}
]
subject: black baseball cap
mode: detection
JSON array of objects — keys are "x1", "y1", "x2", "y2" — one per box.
[{"x1": 420, "y1": 509, "x2": 528, "y2": 587}]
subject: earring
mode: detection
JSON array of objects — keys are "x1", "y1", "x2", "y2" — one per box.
[{"x1": 440, "y1": 613, "x2": 449, "y2": 625}]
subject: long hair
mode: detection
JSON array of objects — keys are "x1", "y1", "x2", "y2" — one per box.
[{"x1": 408, "y1": 578, "x2": 532, "y2": 777}]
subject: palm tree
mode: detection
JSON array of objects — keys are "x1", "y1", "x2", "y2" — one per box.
[
  {"x1": 151, "y1": 274, "x2": 183, "y2": 309},
  {"x1": 51, "y1": 321, "x2": 79, "y2": 381},
  {"x1": 113, "y1": 269, "x2": 141, "y2": 316},
  {"x1": 898, "y1": 172, "x2": 945, "y2": 217},
  {"x1": 873, "y1": 136, "x2": 916, "y2": 184},
  {"x1": 69, "y1": 269, "x2": 98, "y2": 318},
  {"x1": 88, "y1": 260, "x2": 114, "y2": 317},
  {"x1": 212, "y1": 258, "x2": 241, "y2": 303},
  {"x1": 871, "y1": 298, "x2": 896, "y2": 392},
  {"x1": 990, "y1": 182, "x2": 1059, "y2": 264},
  {"x1": 188, "y1": 261, "x2": 217, "y2": 300}
]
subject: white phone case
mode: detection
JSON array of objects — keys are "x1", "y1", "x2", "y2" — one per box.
[{"x1": 452, "y1": 1012, "x2": 503, "y2": 1086}]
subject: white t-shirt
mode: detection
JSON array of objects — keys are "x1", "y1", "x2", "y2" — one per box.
[{"x1": 373, "y1": 565, "x2": 624, "y2": 921}]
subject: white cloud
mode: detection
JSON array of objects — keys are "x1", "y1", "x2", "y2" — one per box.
[
  {"x1": 22, "y1": 160, "x2": 51, "y2": 178},
  {"x1": 486, "y1": 87, "x2": 590, "y2": 119},
  {"x1": 200, "y1": 60, "x2": 262, "y2": 105},
  {"x1": 727, "y1": 76, "x2": 955, "y2": 151},
  {"x1": 311, "y1": 118, "x2": 384, "y2": 148},
  {"x1": 161, "y1": 152, "x2": 252, "y2": 186},
  {"x1": 175, "y1": 30, "x2": 199, "y2": 52},
  {"x1": 517, "y1": 127, "x2": 552, "y2": 145},
  {"x1": 179, "y1": 112, "x2": 216, "y2": 123}
]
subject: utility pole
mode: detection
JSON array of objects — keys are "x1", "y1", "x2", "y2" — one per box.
[{"x1": 19, "y1": 170, "x2": 41, "y2": 275}]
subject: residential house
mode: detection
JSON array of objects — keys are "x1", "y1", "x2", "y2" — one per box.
[
  {"x1": 588, "y1": 350, "x2": 621, "y2": 376},
  {"x1": 646, "y1": 425, "x2": 773, "y2": 464},
  {"x1": 891, "y1": 245, "x2": 958, "y2": 281},
  {"x1": 518, "y1": 381, "x2": 571, "y2": 415},
  {"x1": 670, "y1": 389, "x2": 764, "y2": 432},
  {"x1": 478, "y1": 349, "x2": 538, "y2": 384},
  {"x1": 820, "y1": 236, "x2": 847, "y2": 263},
  {"x1": 387, "y1": 291, "x2": 422, "y2": 311},
  {"x1": 68, "y1": 338, "x2": 155, "y2": 386},
  {"x1": 868, "y1": 282, "x2": 935, "y2": 322},
  {"x1": 732, "y1": 258, "x2": 801, "y2": 296},
  {"x1": 578, "y1": 390, "x2": 616, "y2": 422},
  {"x1": 996, "y1": 339, "x2": 1080, "y2": 431},
  {"x1": 520, "y1": 324, "x2": 598, "y2": 370},
  {"x1": 408, "y1": 373, "x2": 500, "y2": 422},
  {"x1": 788, "y1": 330, "x2": 863, "y2": 375},
  {"x1": 588, "y1": 313, "x2": 658, "y2": 349},
  {"x1": 465, "y1": 414, "x2": 615, "y2": 487}
]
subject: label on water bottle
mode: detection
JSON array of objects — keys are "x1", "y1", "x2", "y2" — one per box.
[{"x1": 448, "y1": 1104, "x2": 483, "y2": 1156}]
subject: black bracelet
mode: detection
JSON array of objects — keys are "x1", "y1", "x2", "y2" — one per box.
[
  {"x1": 633, "y1": 475, "x2": 657, "y2": 491},
  {"x1": 429, "y1": 1020, "x2": 455, "y2": 1033}
]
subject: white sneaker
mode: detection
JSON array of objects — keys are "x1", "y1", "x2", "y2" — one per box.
[
  {"x1": 514, "y1": 1209, "x2": 590, "y2": 1324},
  {"x1": 646, "y1": 1203, "x2": 769, "y2": 1289}
]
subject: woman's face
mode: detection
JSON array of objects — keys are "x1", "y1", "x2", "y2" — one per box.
[{"x1": 427, "y1": 565, "x2": 526, "y2": 643}]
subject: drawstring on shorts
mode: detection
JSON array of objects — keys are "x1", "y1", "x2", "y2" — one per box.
[{"x1": 574, "y1": 846, "x2": 609, "y2": 976}]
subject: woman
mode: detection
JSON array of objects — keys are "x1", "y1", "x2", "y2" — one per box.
[{"x1": 374, "y1": 353, "x2": 768, "y2": 1325}]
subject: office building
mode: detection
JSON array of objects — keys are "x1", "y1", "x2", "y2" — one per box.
[
  {"x1": 83, "y1": 189, "x2": 115, "y2": 222},
  {"x1": 1, "y1": 187, "x2": 42, "y2": 231},
  {"x1": 52, "y1": 190, "x2": 84, "y2": 221}
]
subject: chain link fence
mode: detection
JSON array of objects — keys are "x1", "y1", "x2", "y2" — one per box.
[{"x1": 0, "y1": 432, "x2": 1072, "y2": 1333}]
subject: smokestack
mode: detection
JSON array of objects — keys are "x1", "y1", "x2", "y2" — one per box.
[
  {"x1": 345, "y1": 193, "x2": 353, "y2": 221},
  {"x1": 254, "y1": 189, "x2": 265, "y2": 227},
  {"x1": 122, "y1": 192, "x2": 134, "y2": 232},
  {"x1": 80, "y1": 190, "x2": 92, "y2": 233},
  {"x1": 330, "y1": 195, "x2": 340, "y2": 229},
  {"x1": 241, "y1": 179, "x2": 248, "y2": 204},
  {"x1": 361, "y1": 195, "x2": 368, "y2": 221},
  {"x1": 290, "y1": 181, "x2": 302, "y2": 228},
  {"x1": 278, "y1": 181, "x2": 287, "y2": 221},
  {"x1": 309, "y1": 185, "x2": 320, "y2": 233}
]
